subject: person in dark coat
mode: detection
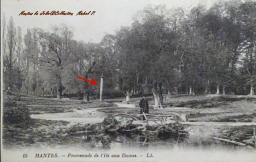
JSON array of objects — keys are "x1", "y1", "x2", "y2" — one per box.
[{"x1": 139, "y1": 96, "x2": 149, "y2": 120}]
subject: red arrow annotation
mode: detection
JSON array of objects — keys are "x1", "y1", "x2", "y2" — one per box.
[{"x1": 76, "y1": 75, "x2": 97, "y2": 86}]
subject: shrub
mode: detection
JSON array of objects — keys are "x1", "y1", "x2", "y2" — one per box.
[
  {"x1": 3, "y1": 97, "x2": 30, "y2": 124},
  {"x1": 102, "y1": 89, "x2": 124, "y2": 99}
]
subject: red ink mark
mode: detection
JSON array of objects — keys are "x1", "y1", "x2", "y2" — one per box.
[{"x1": 76, "y1": 75, "x2": 97, "y2": 86}]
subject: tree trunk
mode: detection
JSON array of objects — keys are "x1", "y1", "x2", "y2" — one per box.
[
  {"x1": 42, "y1": 87, "x2": 44, "y2": 97},
  {"x1": 205, "y1": 80, "x2": 210, "y2": 94},
  {"x1": 33, "y1": 64, "x2": 37, "y2": 96},
  {"x1": 216, "y1": 84, "x2": 220, "y2": 95},
  {"x1": 126, "y1": 91, "x2": 130, "y2": 102},
  {"x1": 152, "y1": 88, "x2": 160, "y2": 108},
  {"x1": 167, "y1": 90, "x2": 171, "y2": 97},
  {"x1": 249, "y1": 84, "x2": 255, "y2": 96},
  {"x1": 51, "y1": 88, "x2": 53, "y2": 97},
  {"x1": 249, "y1": 45, "x2": 255, "y2": 96},
  {"x1": 189, "y1": 86, "x2": 194, "y2": 95},
  {"x1": 136, "y1": 73, "x2": 139, "y2": 94},
  {"x1": 57, "y1": 91, "x2": 61, "y2": 99},
  {"x1": 26, "y1": 59, "x2": 30, "y2": 95},
  {"x1": 174, "y1": 86, "x2": 178, "y2": 95},
  {"x1": 222, "y1": 85, "x2": 226, "y2": 95},
  {"x1": 152, "y1": 88, "x2": 162, "y2": 109},
  {"x1": 57, "y1": 76, "x2": 62, "y2": 99},
  {"x1": 159, "y1": 82, "x2": 163, "y2": 105},
  {"x1": 100, "y1": 75, "x2": 103, "y2": 101},
  {"x1": 87, "y1": 92, "x2": 90, "y2": 102},
  {"x1": 82, "y1": 90, "x2": 90, "y2": 102},
  {"x1": 83, "y1": 92, "x2": 87, "y2": 101},
  {"x1": 167, "y1": 90, "x2": 171, "y2": 102}
]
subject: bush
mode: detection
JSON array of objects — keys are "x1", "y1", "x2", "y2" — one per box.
[
  {"x1": 3, "y1": 98, "x2": 30, "y2": 124},
  {"x1": 102, "y1": 89, "x2": 124, "y2": 99}
]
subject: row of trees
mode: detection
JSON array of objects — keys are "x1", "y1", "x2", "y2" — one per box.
[
  {"x1": 2, "y1": 0, "x2": 256, "y2": 107},
  {"x1": 113, "y1": 0, "x2": 256, "y2": 107}
]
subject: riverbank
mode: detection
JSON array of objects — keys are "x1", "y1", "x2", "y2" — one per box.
[{"x1": 2, "y1": 95, "x2": 256, "y2": 149}]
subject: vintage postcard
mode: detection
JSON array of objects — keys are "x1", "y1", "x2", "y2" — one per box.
[{"x1": 1, "y1": 0, "x2": 256, "y2": 162}]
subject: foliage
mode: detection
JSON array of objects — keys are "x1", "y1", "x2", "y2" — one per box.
[
  {"x1": 3, "y1": 97, "x2": 30, "y2": 124},
  {"x1": 2, "y1": 0, "x2": 256, "y2": 99}
]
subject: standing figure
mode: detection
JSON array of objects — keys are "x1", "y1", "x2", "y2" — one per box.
[{"x1": 139, "y1": 96, "x2": 149, "y2": 120}]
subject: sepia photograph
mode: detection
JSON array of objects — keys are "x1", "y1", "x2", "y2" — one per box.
[{"x1": 1, "y1": 0, "x2": 256, "y2": 162}]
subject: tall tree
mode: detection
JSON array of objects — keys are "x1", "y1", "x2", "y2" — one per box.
[
  {"x1": 38, "y1": 25, "x2": 74, "y2": 99},
  {"x1": 237, "y1": 1, "x2": 256, "y2": 95},
  {"x1": 4, "y1": 17, "x2": 16, "y2": 91},
  {"x1": 117, "y1": 6, "x2": 180, "y2": 107}
]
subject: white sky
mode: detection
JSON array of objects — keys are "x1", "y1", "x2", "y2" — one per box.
[{"x1": 2, "y1": 0, "x2": 220, "y2": 43}]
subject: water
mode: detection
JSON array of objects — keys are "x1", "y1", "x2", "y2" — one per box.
[
  {"x1": 30, "y1": 108, "x2": 256, "y2": 150},
  {"x1": 31, "y1": 108, "x2": 107, "y2": 124}
]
